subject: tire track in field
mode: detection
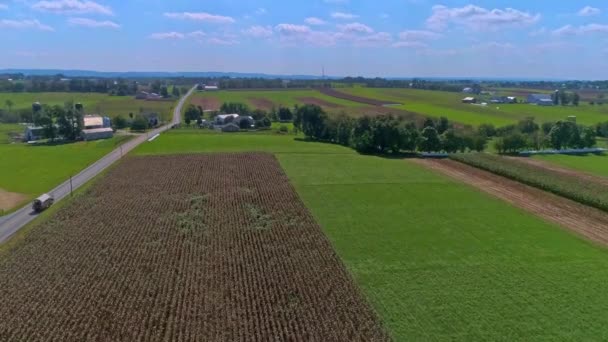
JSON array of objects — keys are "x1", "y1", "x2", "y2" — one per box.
[{"x1": 411, "y1": 158, "x2": 608, "y2": 246}]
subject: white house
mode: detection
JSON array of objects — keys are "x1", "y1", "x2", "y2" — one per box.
[{"x1": 214, "y1": 114, "x2": 240, "y2": 125}]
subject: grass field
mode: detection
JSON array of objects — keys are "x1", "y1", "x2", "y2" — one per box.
[
  {"x1": 336, "y1": 87, "x2": 608, "y2": 126},
  {"x1": 533, "y1": 153, "x2": 608, "y2": 178},
  {"x1": 0, "y1": 130, "x2": 131, "y2": 212},
  {"x1": 0, "y1": 92, "x2": 176, "y2": 122},
  {"x1": 190, "y1": 89, "x2": 363, "y2": 113},
  {"x1": 135, "y1": 130, "x2": 608, "y2": 340}
]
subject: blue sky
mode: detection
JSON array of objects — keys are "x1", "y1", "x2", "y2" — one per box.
[{"x1": 1, "y1": 0, "x2": 607, "y2": 79}]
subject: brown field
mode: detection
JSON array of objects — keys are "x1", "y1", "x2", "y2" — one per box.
[
  {"x1": 248, "y1": 97, "x2": 274, "y2": 110},
  {"x1": 0, "y1": 153, "x2": 387, "y2": 341},
  {"x1": 190, "y1": 96, "x2": 221, "y2": 110},
  {"x1": 413, "y1": 158, "x2": 608, "y2": 246},
  {"x1": 0, "y1": 188, "x2": 28, "y2": 211}
]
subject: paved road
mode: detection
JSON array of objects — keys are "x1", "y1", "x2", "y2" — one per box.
[{"x1": 0, "y1": 86, "x2": 196, "y2": 243}]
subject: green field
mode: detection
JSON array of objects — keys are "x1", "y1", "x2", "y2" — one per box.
[
  {"x1": 135, "y1": 130, "x2": 608, "y2": 340},
  {"x1": 0, "y1": 92, "x2": 176, "y2": 122},
  {"x1": 337, "y1": 87, "x2": 608, "y2": 126},
  {"x1": 534, "y1": 153, "x2": 608, "y2": 178},
  {"x1": 0, "y1": 123, "x2": 131, "y2": 212},
  {"x1": 191, "y1": 89, "x2": 363, "y2": 112}
]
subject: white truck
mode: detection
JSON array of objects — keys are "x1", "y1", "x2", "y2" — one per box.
[{"x1": 32, "y1": 194, "x2": 54, "y2": 213}]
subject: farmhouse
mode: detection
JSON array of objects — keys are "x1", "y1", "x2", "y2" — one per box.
[
  {"x1": 527, "y1": 94, "x2": 553, "y2": 106},
  {"x1": 462, "y1": 97, "x2": 477, "y2": 104},
  {"x1": 490, "y1": 96, "x2": 517, "y2": 104},
  {"x1": 204, "y1": 85, "x2": 219, "y2": 91},
  {"x1": 214, "y1": 114, "x2": 240, "y2": 125}
]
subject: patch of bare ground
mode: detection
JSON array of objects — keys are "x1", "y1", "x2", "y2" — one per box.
[
  {"x1": 296, "y1": 97, "x2": 341, "y2": 108},
  {"x1": 0, "y1": 153, "x2": 388, "y2": 341},
  {"x1": 190, "y1": 96, "x2": 221, "y2": 111},
  {"x1": 506, "y1": 156, "x2": 608, "y2": 186},
  {"x1": 318, "y1": 88, "x2": 397, "y2": 106},
  {"x1": 411, "y1": 158, "x2": 608, "y2": 246},
  {"x1": 248, "y1": 97, "x2": 275, "y2": 110},
  {"x1": 0, "y1": 189, "x2": 28, "y2": 212}
]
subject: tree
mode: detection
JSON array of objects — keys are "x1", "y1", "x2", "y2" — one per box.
[
  {"x1": 548, "y1": 121, "x2": 580, "y2": 149},
  {"x1": 278, "y1": 107, "x2": 293, "y2": 121},
  {"x1": 580, "y1": 126, "x2": 596, "y2": 148},
  {"x1": 494, "y1": 133, "x2": 527, "y2": 154},
  {"x1": 572, "y1": 92, "x2": 580, "y2": 106},
  {"x1": 334, "y1": 114, "x2": 353, "y2": 146},
  {"x1": 399, "y1": 122, "x2": 419, "y2": 152},
  {"x1": 436, "y1": 117, "x2": 450, "y2": 134},
  {"x1": 559, "y1": 91, "x2": 570, "y2": 106},
  {"x1": 422, "y1": 117, "x2": 435, "y2": 129},
  {"x1": 185, "y1": 117, "x2": 191, "y2": 126},
  {"x1": 131, "y1": 115, "x2": 148, "y2": 131},
  {"x1": 184, "y1": 104, "x2": 201, "y2": 123},
  {"x1": 418, "y1": 126, "x2": 441, "y2": 152},
  {"x1": 517, "y1": 117, "x2": 539, "y2": 134},
  {"x1": 172, "y1": 86, "x2": 180, "y2": 97},
  {"x1": 478, "y1": 123, "x2": 496, "y2": 137},
  {"x1": 113, "y1": 115, "x2": 128, "y2": 129},
  {"x1": 294, "y1": 104, "x2": 327, "y2": 140},
  {"x1": 160, "y1": 86, "x2": 169, "y2": 98},
  {"x1": 440, "y1": 129, "x2": 462, "y2": 153},
  {"x1": 128, "y1": 112, "x2": 134, "y2": 119},
  {"x1": 5, "y1": 99, "x2": 13, "y2": 113}
]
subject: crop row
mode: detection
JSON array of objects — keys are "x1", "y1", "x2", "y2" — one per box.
[
  {"x1": 450, "y1": 153, "x2": 608, "y2": 212},
  {"x1": 0, "y1": 153, "x2": 387, "y2": 341}
]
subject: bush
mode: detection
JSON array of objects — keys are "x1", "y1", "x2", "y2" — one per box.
[
  {"x1": 113, "y1": 115, "x2": 128, "y2": 129},
  {"x1": 278, "y1": 125, "x2": 289, "y2": 134},
  {"x1": 131, "y1": 115, "x2": 148, "y2": 131}
]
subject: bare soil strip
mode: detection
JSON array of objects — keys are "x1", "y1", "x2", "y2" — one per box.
[
  {"x1": 0, "y1": 189, "x2": 28, "y2": 212},
  {"x1": 248, "y1": 97, "x2": 275, "y2": 110},
  {"x1": 296, "y1": 97, "x2": 341, "y2": 108},
  {"x1": 506, "y1": 156, "x2": 608, "y2": 186},
  {"x1": 190, "y1": 96, "x2": 221, "y2": 110},
  {"x1": 411, "y1": 158, "x2": 608, "y2": 246},
  {"x1": 0, "y1": 153, "x2": 388, "y2": 341}
]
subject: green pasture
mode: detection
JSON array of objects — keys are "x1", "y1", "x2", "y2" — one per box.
[
  {"x1": 191, "y1": 89, "x2": 362, "y2": 111},
  {"x1": 533, "y1": 153, "x2": 608, "y2": 178},
  {"x1": 0, "y1": 92, "x2": 176, "y2": 122},
  {"x1": 337, "y1": 88, "x2": 608, "y2": 126},
  {"x1": 136, "y1": 130, "x2": 608, "y2": 340}
]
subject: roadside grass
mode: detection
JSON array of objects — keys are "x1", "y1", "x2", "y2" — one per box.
[
  {"x1": 0, "y1": 92, "x2": 176, "y2": 122},
  {"x1": 533, "y1": 153, "x2": 608, "y2": 178},
  {"x1": 138, "y1": 131, "x2": 608, "y2": 340},
  {"x1": 337, "y1": 87, "x2": 608, "y2": 126},
  {"x1": 0, "y1": 135, "x2": 132, "y2": 211}
]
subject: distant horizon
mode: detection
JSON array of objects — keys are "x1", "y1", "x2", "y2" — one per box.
[{"x1": 0, "y1": 68, "x2": 588, "y2": 82}]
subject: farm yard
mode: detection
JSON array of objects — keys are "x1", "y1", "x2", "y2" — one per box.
[
  {"x1": 329, "y1": 87, "x2": 608, "y2": 126},
  {"x1": 0, "y1": 123, "x2": 132, "y2": 214},
  {"x1": 0, "y1": 153, "x2": 387, "y2": 341},
  {"x1": 133, "y1": 130, "x2": 608, "y2": 340},
  {"x1": 0, "y1": 92, "x2": 176, "y2": 122}
]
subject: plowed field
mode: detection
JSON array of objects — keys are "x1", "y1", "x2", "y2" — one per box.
[
  {"x1": 0, "y1": 153, "x2": 387, "y2": 341},
  {"x1": 413, "y1": 158, "x2": 608, "y2": 246}
]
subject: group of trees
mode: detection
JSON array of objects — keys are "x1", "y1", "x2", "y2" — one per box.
[
  {"x1": 485, "y1": 117, "x2": 597, "y2": 153},
  {"x1": 27, "y1": 102, "x2": 85, "y2": 141},
  {"x1": 293, "y1": 104, "x2": 488, "y2": 154},
  {"x1": 0, "y1": 77, "x2": 139, "y2": 95},
  {"x1": 551, "y1": 90, "x2": 580, "y2": 106}
]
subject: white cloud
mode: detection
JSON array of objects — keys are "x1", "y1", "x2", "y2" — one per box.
[
  {"x1": 353, "y1": 32, "x2": 392, "y2": 46},
  {"x1": 188, "y1": 30, "x2": 205, "y2": 38},
  {"x1": 305, "y1": 17, "x2": 326, "y2": 26},
  {"x1": 149, "y1": 32, "x2": 185, "y2": 40},
  {"x1": 398, "y1": 30, "x2": 441, "y2": 41},
  {"x1": 275, "y1": 23, "x2": 311, "y2": 35},
  {"x1": 254, "y1": 8, "x2": 267, "y2": 15},
  {"x1": 207, "y1": 37, "x2": 239, "y2": 45},
  {"x1": 552, "y1": 23, "x2": 608, "y2": 36},
  {"x1": 337, "y1": 22, "x2": 373, "y2": 34},
  {"x1": 331, "y1": 12, "x2": 358, "y2": 20},
  {"x1": 275, "y1": 24, "x2": 338, "y2": 46},
  {"x1": 392, "y1": 41, "x2": 428, "y2": 48},
  {"x1": 164, "y1": 12, "x2": 235, "y2": 24},
  {"x1": 472, "y1": 41, "x2": 515, "y2": 51},
  {"x1": 0, "y1": 19, "x2": 54, "y2": 31},
  {"x1": 243, "y1": 25, "x2": 273, "y2": 38},
  {"x1": 578, "y1": 6, "x2": 600, "y2": 17},
  {"x1": 32, "y1": 0, "x2": 112, "y2": 16},
  {"x1": 0, "y1": 3, "x2": 8, "y2": 10},
  {"x1": 426, "y1": 5, "x2": 539, "y2": 31},
  {"x1": 324, "y1": 0, "x2": 349, "y2": 3},
  {"x1": 68, "y1": 17, "x2": 119, "y2": 29}
]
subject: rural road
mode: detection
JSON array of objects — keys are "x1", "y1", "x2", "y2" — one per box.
[{"x1": 0, "y1": 85, "x2": 196, "y2": 243}]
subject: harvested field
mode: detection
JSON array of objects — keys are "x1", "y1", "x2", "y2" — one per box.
[
  {"x1": 319, "y1": 88, "x2": 398, "y2": 106},
  {"x1": 508, "y1": 156, "x2": 608, "y2": 186},
  {"x1": 190, "y1": 96, "x2": 221, "y2": 110},
  {"x1": 248, "y1": 97, "x2": 274, "y2": 110},
  {"x1": 0, "y1": 188, "x2": 28, "y2": 211},
  {"x1": 412, "y1": 158, "x2": 608, "y2": 246},
  {"x1": 0, "y1": 153, "x2": 387, "y2": 341},
  {"x1": 296, "y1": 97, "x2": 341, "y2": 108}
]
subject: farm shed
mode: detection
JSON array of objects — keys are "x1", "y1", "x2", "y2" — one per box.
[
  {"x1": 24, "y1": 126, "x2": 45, "y2": 142},
  {"x1": 83, "y1": 115, "x2": 111, "y2": 129},
  {"x1": 82, "y1": 127, "x2": 114, "y2": 141},
  {"x1": 527, "y1": 94, "x2": 553, "y2": 106},
  {"x1": 214, "y1": 114, "x2": 240, "y2": 125},
  {"x1": 462, "y1": 97, "x2": 477, "y2": 104},
  {"x1": 204, "y1": 85, "x2": 219, "y2": 91}
]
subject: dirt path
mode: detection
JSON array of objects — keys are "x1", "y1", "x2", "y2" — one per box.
[
  {"x1": 411, "y1": 158, "x2": 608, "y2": 246},
  {"x1": 506, "y1": 156, "x2": 608, "y2": 186},
  {"x1": 0, "y1": 189, "x2": 28, "y2": 212}
]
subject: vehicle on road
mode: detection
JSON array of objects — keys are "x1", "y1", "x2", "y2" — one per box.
[{"x1": 32, "y1": 194, "x2": 54, "y2": 213}]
